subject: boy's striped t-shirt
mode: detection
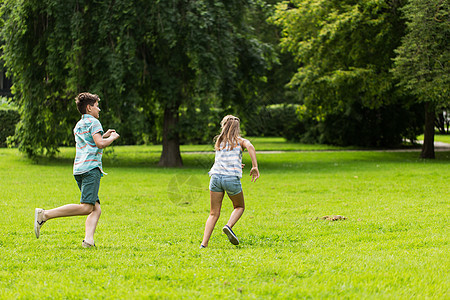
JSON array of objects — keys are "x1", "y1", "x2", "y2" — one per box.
[
  {"x1": 73, "y1": 114, "x2": 104, "y2": 175},
  {"x1": 208, "y1": 141, "x2": 246, "y2": 178}
]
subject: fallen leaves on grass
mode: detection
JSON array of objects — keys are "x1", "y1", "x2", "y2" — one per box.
[{"x1": 316, "y1": 215, "x2": 347, "y2": 221}]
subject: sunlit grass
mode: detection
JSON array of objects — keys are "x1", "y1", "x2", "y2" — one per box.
[
  {"x1": 0, "y1": 146, "x2": 448, "y2": 298},
  {"x1": 417, "y1": 133, "x2": 450, "y2": 144}
]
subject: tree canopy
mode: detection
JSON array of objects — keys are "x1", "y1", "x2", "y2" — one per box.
[
  {"x1": 270, "y1": 0, "x2": 426, "y2": 147},
  {"x1": 271, "y1": 0, "x2": 407, "y2": 109},
  {"x1": 1, "y1": 0, "x2": 270, "y2": 165},
  {"x1": 391, "y1": 0, "x2": 449, "y2": 158}
]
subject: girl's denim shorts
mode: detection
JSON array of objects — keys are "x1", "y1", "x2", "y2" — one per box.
[{"x1": 209, "y1": 174, "x2": 242, "y2": 196}]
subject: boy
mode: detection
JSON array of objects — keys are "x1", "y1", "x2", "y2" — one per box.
[{"x1": 34, "y1": 92, "x2": 119, "y2": 248}]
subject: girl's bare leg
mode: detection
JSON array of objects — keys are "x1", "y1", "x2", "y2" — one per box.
[
  {"x1": 226, "y1": 191, "x2": 245, "y2": 228},
  {"x1": 201, "y1": 191, "x2": 224, "y2": 247},
  {"x1": 84, "y1": 202, "x2": 101, "y2": 245},
  {"x1": 43, "y1": 203, "x2": 94, "y2": 221}
]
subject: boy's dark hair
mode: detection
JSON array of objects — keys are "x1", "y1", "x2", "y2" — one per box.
[{"x1": 75, "y1": 92, "x2": 100, "y2": 114}]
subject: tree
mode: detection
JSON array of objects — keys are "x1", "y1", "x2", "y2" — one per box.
[
  {"x1": 237, "y1": 0, "x2": 299, "y2": 136},
  {"x1": 1, "y1": 0, "x2": 143, "y2": 157},
  {"x1": 392, "y1": 0, "x2": 450, "y2": 158},
  {"x1": 270, "y1": 0, "x2": 423, "y2": 147},
  {"x1": 139, "y1": 1, "x2": 269, "y2": 167},
  {"x1": 1, "y1": 0, "x2": 269, "y2": 166}
]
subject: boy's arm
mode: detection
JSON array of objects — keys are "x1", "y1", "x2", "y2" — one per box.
[
  {"x1": 241, "y1": 139, "x2": 260, "y2": 182},
  {"x1": 93, "y1": 131, "x2": 120, "y2": 149},
  {"x1": 102, "y1": 129, "x2": 116, "y2": 138}
]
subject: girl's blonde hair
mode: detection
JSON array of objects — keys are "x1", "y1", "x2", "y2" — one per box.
[{"x1": 214, "y1": 115, "x2": 241, "y2": 151}]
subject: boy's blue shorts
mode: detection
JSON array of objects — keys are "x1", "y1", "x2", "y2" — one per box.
[
  {"x1": 74, "y1": 168, "x2": 101, "y2": 205},
  {"x1": 209, "y1": 174, "x2": 242, "y2": 196}
]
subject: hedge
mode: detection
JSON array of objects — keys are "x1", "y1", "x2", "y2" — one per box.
[{"x1": 0, "y1": 108, "x2": 20, "y2": 147}]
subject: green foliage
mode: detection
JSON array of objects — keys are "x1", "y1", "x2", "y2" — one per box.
[
  {"x1": 244, "y1": 104, "x2": 304, "y2": 140},
  {"x1": 391, "y1": 0, "x2": 449, "y2": 158},
  {"x1": 271, "y1": 0, "x2": 407, "y2": 109},
  {"x1": 0, "y1": 0, "x2": 270, "y2": 163},
  {"x1": 0, "y1": 105, "x2": 19, "y2": 147},
  {"x1": 293, "y1": 100, "x2": 426, "y2": 147},
  {"x1": 318, "y1": 102, "x2": 425, "y2": 147},
  {"x1": 270, "y1": 0, "x2": 424, "y2": 147},
  {"x1": 178, "y1": 100, "x2": 222, "y2": 145},
  {"x1": 236, "y1": 0, "x2": 300, "y2": 140},
  {"x1": 226, "y1": 0, "x2": 293, "y2": 117},
  {"x1": 392, "y1": 0, "x2": 449, "y2": 104}
]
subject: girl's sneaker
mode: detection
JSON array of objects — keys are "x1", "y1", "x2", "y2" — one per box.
[{"x1": 222, "y1": 225, "x2": 239, "y2": 245}]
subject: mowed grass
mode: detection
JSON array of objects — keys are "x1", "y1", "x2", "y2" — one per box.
[
  {"x1": 0, "y1": 142, "x2": 449, "y2": 299},
  {"x1": 418, "y1": 134, "x2": 450, "y2": 144}
]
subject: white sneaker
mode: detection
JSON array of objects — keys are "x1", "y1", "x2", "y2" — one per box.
[
  {"x1": 223, "y1": 225, "x2": 239, "y2": 245},
  {"x1": 82, "y1": 240, "x2": 96, "y2": 248},
  {"x1": 34, "y1": 208, "x2": 45, "y2": 239}
]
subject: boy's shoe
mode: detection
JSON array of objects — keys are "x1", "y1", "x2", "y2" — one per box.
[
  {"x1": 82, "y1": 240, "x2": 96, "y2": 248},
  {"x1": 34, "y1": 208, "x2": 46, "y2": 239},
  {"x1": 199, "y1": 244, "x2": 206, "y2": 249},
  {"x1": 222, "y1": 225, "x2": 239, "y2": 245}
]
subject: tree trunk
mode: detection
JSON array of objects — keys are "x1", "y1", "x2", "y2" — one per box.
[
  {"x1": 158, "y1": 105, "x2": 183, "y2": 167},
  {"x1": 435, "y1": 111, "x2": 445, "y2": 134},
  {"x1": 420, "y1": 102, "x2": 435, "y2": 159}
]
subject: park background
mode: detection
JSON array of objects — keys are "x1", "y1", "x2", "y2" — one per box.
[{"x1": 0, "y1": 0, "x2": 449, "y2": 298}]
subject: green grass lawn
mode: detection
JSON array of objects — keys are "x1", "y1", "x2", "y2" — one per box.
[
  {"x1": 0, "y1": 145, "x2": 449, "y2": 298},
  {"x1": 418, "y1": 133, "x2": 450, "y2": 144}
]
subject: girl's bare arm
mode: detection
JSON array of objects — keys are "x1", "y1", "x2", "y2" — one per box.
[{"x1": 241, "y1": 139, "x2": 260, "y2": 182}]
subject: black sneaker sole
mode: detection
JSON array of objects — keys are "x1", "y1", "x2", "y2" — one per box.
[{"x1": 223, "y1": 226, "x2": 239, "y2": 245}]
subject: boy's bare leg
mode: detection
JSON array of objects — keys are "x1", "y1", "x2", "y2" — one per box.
[
  {"x1": 201, "y1": 191, "x2": 224, "y2": 247},
  {"x1": 84, "y1": 202, "x2": 101, "y2": 245},
  {"x1": 43, "y1": 203, "x2": 94, "y2": 221},
  {"x1": 226, "y1": 191, "x2": 245, "y2": 228}
]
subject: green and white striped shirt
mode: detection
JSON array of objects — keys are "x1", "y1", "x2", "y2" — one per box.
[{"x1": 73, "y1": 114, "x2": 104, "y2": 175}]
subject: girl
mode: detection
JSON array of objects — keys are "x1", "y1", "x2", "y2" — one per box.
[{"x1": 201, "y1": 115, "x2": 260, "y2": 248}]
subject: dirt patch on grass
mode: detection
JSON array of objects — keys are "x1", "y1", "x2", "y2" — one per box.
[{"x1": 317, "y1": 215, "x2": 347, "y2": 221}]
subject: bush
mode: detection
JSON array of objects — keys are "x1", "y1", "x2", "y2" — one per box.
[
  {"x1": 243, "y1": 104, "x2": 303, "y2": 140},
  {"x1": 178, "y1": 104, "x2": 222, "y2": 145},
  {"x1": 300, "y1": 101, "x2": 425, "y2": 148},
  {"x1": 0, "y1": 107, "x2": 20, "y2": 147}
]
